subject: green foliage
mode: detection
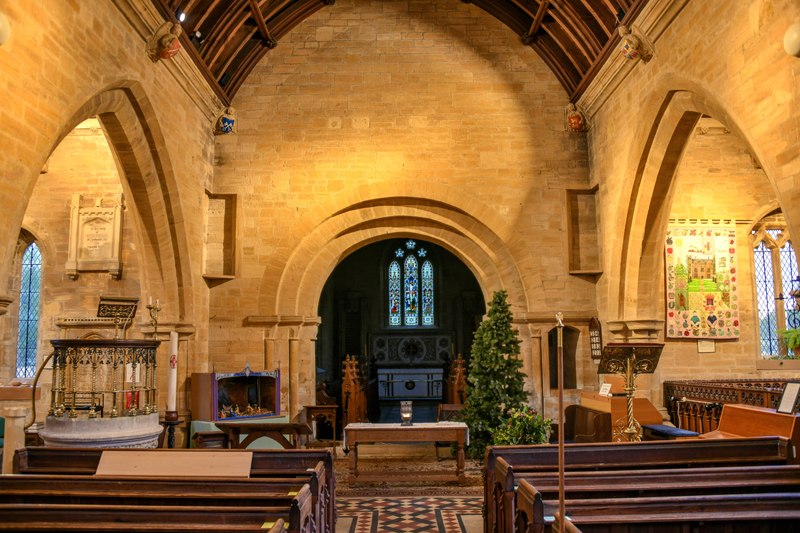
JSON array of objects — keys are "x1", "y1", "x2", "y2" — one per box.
[
  {"x1": 493, "y1": 406, "x2": 551, "y2": 446},
  {"x1": 459, "y1": 290, "x2": 528, "y2": 460},
  {"x1": 779, "y1": 328, "x2": 800, "y2": 356}
]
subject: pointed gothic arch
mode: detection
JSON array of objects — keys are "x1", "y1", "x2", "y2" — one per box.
[
  {"x1": 608, "y1": 85, "x2": 780, "y2": 329},
  {"x1": 43, "y1": 83, "x2": 194, "y2": 323}
]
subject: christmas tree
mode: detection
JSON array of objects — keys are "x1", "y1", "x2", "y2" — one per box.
[{"x1": 460, "y1": 289, "x2": 528, "y2": 459}]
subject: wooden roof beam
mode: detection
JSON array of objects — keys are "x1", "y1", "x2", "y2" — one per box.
[
  {"x1": 247, "y1": 0, "x2": 277, "y2": 48},
  {"x1": 526, "y1": 0, "x2": 550, "y2": 41}
]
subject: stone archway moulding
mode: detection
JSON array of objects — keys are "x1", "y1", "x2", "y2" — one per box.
[
  {"x1": 30, "y1": 82, "x2": 193, "y2": 325},
  {"x1": 261, "y1": 197, "x2": 530, "y2": 321},
  {"x1": 608, "y1": 84, "x2": 784, "y2": 340}
]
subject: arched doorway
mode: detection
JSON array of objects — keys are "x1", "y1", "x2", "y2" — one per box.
[{"x1": 315, "y1": 238, "x2": 484, "y2": 431}]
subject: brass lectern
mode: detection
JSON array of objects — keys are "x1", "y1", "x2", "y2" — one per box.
[{"x1": 598, "y1": 343, "x2": 663, "y2": 442}]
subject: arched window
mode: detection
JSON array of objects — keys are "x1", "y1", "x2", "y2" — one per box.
[
  {"x1": 17, "y1": 242, "x2": 42, "y2": 378},
  {"x1": 752, "y1": 214, "x2": 798, "y2": 358},
  {"x1": 388, "y1": 240, "x2": 435, "y2": 327}
]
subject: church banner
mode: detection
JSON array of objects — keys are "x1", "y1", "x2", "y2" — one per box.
[{"x1": 665, "y1": 225, "x2": 739, "y2": 339}]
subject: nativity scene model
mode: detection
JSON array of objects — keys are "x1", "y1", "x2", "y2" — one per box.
[{"x1": 190, "y1": 365, "x2": 280, "y2": 422}]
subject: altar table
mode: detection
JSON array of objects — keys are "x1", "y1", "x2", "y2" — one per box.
[{"x1": 343, "y1": 422, "x2": 468, "y2": 483}]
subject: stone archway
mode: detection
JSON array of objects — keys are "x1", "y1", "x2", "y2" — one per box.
[
  {"x1": 53, "y1": 83, "x2": 194, "y2": 324},
  {"x1": 252, "y1": 194, "x2": 533, "y2": 418},
  {"x1": 608, "y1": 87, "x2": 768, "y2": 339}
]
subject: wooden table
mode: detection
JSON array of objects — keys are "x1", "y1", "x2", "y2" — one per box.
[
  {"x1": 214, "y1": 420, "x2": 312, "y2": 449},
  {"x1": 343, "y1": 422, "x2": 468, "y2": 483}
]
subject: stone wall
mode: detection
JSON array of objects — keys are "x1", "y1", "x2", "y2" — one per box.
[
  {"x1": 210, "y1": 0, "x2": 593, "y2": 415},
  {"x1": 1, "y1": 0, "x2": 799, "y2": 428},
  {"x1": 584, "y1": 0, "x2": 800, "y2": 402},
  {"x1": 0, "y1": 0, "x2": 220, "y2": 438}
]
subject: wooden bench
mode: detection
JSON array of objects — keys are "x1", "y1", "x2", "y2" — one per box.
[
  {"x1": 485, "y1": 436, "x2": 791, "y2": 533},
  {"x1": 1, "y1": 464, "x2": 326, "y2": 527},
  {"x1": 496, "y1": 460, "x2": 800, "y2": 533},
  {"x1": 11, "y1": 447, "x2": 336, "y2": 533},
  {"x1": 515, "y1": 479, "x2": 800, "y2": 532},
  {"x1": 0, "y1": 501, "x2": 306, "y2": 532},
  {"x1": 701, "y1": 403, "x2": 800, "y2": 460}
]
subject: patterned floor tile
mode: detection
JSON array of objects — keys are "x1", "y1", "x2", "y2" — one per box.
[{"x1": 337, "y1": 496, "x2": 482, "y2": 533}]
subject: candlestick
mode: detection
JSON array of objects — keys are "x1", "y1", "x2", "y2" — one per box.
[
  {"x1": 146, "y1": 299, "x2": 161, "y2": 340},
  {"x1": 167, "y1": 330, "x2": 178, "y2": 415}
]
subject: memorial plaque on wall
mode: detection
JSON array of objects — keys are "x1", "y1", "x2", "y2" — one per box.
[{"x1": 65, "y1": 193, "x2": 124, "y2": 279}]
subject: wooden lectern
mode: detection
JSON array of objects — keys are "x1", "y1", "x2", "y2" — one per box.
[{"x1": 598, "y1": 343, "x2": 663, "y2": 442}]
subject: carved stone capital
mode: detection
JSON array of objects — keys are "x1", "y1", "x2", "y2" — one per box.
[{"x1": 0, "y1": 294, "x2": 14, "y2": 316}]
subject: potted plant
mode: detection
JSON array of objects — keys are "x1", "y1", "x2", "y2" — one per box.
[
  {"x1": 778, "y1": 328, "x2": 800, "y2": 358},
  {"x1": 493, "y1": 406, "x2": 551, "y2": 446}
]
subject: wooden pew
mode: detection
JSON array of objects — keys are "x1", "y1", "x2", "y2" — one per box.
[
  {"x1": 12, "y1": 447, "x2": 336, "y2": 533},
  {"x1": 701, "y1": 403, "x2": 800, "y2": 461},
  {"x1": 506, "y1": 463, "x2": 800, "y2": 498},
  {"x1": 498, "y1": 462, "x2": 800, "y2": 530},
  {"x1": 515, "y1": 478, "x2": 800, "y2": 532},
  {"x1": 0, "y1": 482, "x2": 314, "y2": 532},
  {"x1": 14, "y1": 447, "x2": 335, "y2": 476},
  {"x1": 484, "y1": 436, "x2": 791, "y2": 533}
]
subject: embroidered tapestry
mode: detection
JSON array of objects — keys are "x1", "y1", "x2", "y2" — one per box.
[{"x1": 665, "y1": 225, "x2": 739, "y2": 339}]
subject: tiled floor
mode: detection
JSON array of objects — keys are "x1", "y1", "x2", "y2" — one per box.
[{"x1": 336, "y1": 496, "x2": 483, "y2": 533}]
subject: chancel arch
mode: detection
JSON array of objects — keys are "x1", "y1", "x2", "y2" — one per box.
[{"x1": 251, "y1": 195, "x2": 540, "y2": 418}]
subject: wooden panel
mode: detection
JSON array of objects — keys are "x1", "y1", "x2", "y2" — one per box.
[{"x1": 96, "y1": 450, "x2": 253, "y2": 477}]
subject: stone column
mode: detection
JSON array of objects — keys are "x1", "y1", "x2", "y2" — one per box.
[
  {"x1": 1, "y1": 407, "x2": 28, "y2": 474},
  {"x1": 288, "y1": 334, "x2": 300, "y2": 420}
]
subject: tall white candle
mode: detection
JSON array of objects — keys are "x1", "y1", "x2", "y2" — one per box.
[{"x1": 167, "y1": 330, "x2": 178, "y2": 412}]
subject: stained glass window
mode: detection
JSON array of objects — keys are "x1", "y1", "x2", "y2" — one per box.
[
  {"x1": 17, "y1": 242, "x2": 41, "y2": 378},
  {"x1": 388, "y1": 240, "x2": 435, "y2": 327},
  {"x1": 388, "y1": 261, "x2": 401, "y2": 326},
  {"x1": 752, "y1": 219, "x2": 797, "y2": 358},
  {"x1": 404, "y1": 254, "x2": 419, "y2": 326},
  {"x1": 421, "y1": 260, "x2": 434, "y2": 325}
]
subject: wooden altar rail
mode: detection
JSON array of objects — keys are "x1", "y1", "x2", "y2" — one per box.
[
  {"x1": 12, "y1": 448, "x2": 335, "y2": 533},
  {"x1": 484, "y1": 437, "x2": 791, "y2": 533},
  {"x1": 663, "y1": 380, "x2": 792, "y2": 433}
]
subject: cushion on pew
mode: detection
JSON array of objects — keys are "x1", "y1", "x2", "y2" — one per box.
[{"x1": 643, "y1": 424, "x2": 699, "y2": 440}]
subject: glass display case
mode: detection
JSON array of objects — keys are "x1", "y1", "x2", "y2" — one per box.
[{"x1": 191, "y1": 366, "x2": 280, "y2": 421}]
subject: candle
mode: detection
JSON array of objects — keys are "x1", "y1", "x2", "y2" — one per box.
[
  {"x1": 167, "y1": 330, "x2": 178, "y2": 412},
  {"x1": 149, "y1": 296, "x2": 153, "y2": 306}
]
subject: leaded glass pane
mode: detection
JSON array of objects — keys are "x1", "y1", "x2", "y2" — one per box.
[
  {"x1": 17, "y1": 243, "x2": 41, "y2": 378},
  {"x1": 404, "y1": 255, "x2": 419, "y2": 326},
  {"x1": 754, "y1": 240, "x2": 778, "y2": 357},
  {"x1": 780, "y1": 240, "x2": 799, "y2": 328},
  {"x1": 388, "y1": 261, "x2": 401, "y2": 326},
  {"x1": 421, "y1": 260, "x2": 434, "y2": 326}
]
